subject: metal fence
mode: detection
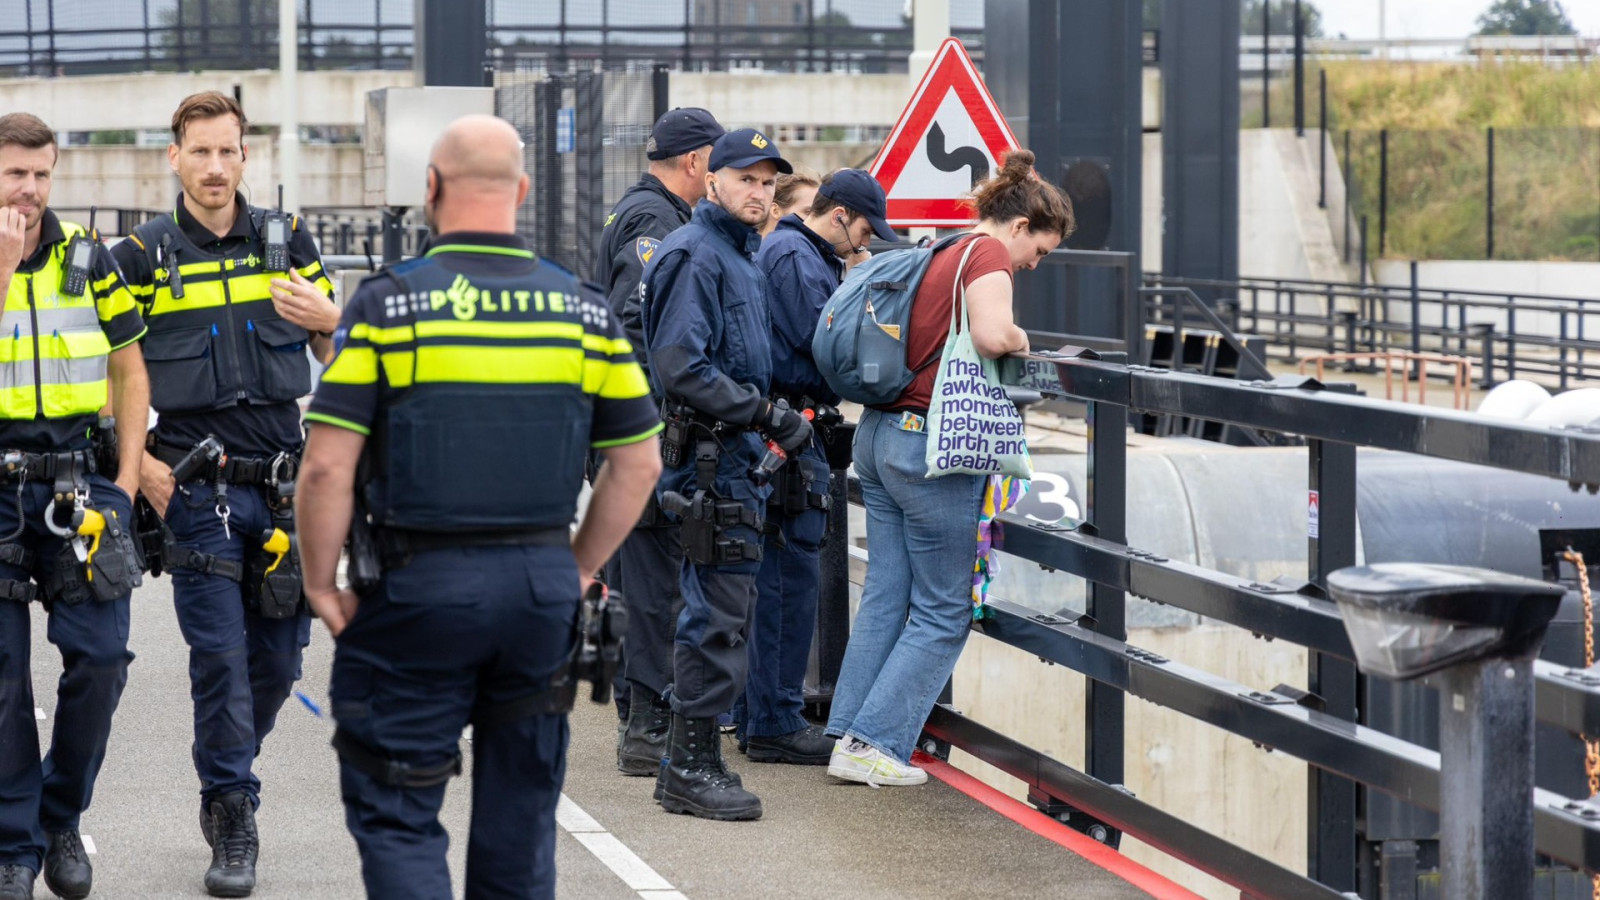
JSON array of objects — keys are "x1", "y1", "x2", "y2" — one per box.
[
  {"x1": 845, "y1": 349, "x2": 1600, "y2": 898},
  {"x1": 1147, "y1": 272, "x2": 1600, "y2": 392},
  {"x1": 0, "y1": 0, "x2": 985, "y2": 77}
]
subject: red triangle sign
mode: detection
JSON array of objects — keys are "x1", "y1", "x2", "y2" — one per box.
[{"x1": 870, "y1": 37, "x2": 1022, "y2": 228}]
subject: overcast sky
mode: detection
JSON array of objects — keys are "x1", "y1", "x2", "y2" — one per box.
[{"x1": 1319, "y1": 0, "x2": 1600, "y2": 40}]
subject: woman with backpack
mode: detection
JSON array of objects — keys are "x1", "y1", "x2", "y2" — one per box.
[{"x1": 824, "y1": 150, "x2": 1074, "y2": 786}]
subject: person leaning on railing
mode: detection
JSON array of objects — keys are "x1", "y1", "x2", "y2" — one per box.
[{"x1": 824, "y1": 150, "x2": 1074, "y2": 786}]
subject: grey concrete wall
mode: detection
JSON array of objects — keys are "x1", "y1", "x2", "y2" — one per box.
[
  {"x1": 0, "y1": 70, "x2": 414, "y2": 132},
  {"x1": 50, "y1": 144, "x2": 367, "y2": 225}
]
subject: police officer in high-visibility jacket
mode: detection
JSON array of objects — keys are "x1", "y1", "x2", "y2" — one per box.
[
  {"x1": 640, "y1": 129, "x2": 813, "y2": 821},
  {"x1": 297, "y1": 114, "x2": 662, "y2": 900},
  {"x1": 0, "y1": 113, "x2": 150, "y2": 900},
  {"x1": 593, "y1": 107, "x2": 723, "y2": 775},
  {"x1": 110, "y1": 91, "x2": 339, "y2": 898}
]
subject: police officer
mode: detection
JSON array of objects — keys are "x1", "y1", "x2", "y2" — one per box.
[
  {"x1": 740, "y1": 169, "x2": 897, "y2": 765},
  {"x1": 110, "y1": 91, "x2": 339, "y2": 897},
  {"x1": 297, "y1": 114, "x2": 662, "y2": 899},
  {"x1": 640, "y1": 128, "x2": 813, "y2": 821},
  {"x1": 0, "y1": 113, "x2": 150, "y2": 900},
  {"x1": 593, "y1": 108, "x2": 724, "y2": 774}
]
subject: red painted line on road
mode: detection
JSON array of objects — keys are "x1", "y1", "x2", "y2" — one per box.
[{"x1": 913, "y1": 751, "x2": 1208, "y2": 900}]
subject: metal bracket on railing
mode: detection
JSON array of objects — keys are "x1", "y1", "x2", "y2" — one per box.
[
  {"x1": 1127, "y1": 547, "x2": 1170, "y2": 564},
  {"x1": 1244, "y1": 575, "x2": 1328, "y2": 599},
  {"x1": 1027, "y1": 786, "x2": 1131, "y2": 849},
  {"x1": 1246, "y1": 374, "x2": 1326, "y2": 391},
  {"x1": 1126, "y1": 647, "x2": 1169, "y2": 665},
  {"x1": 1557, "y1": 667, "x2": 1600, "y2": 688}
]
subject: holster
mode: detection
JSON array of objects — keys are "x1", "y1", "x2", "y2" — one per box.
[
  {"x1": 47, "y1": 507, "x2": 142, "y2": 607},
  {"x1": 770, "y1": 457, "x2": 831, "y2": 518},
  {"x1": 246, "y1": 510, "x2": 303, "y2": 620},
  {"x1": 672, "y1": 490, "x2": 764, "y2": 566}
]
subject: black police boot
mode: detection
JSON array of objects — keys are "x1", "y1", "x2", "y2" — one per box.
[
  {"x1": 617, "y1": 689, "x2": 672, "y2": 776},
  {"x1": 42, "y1": 829, "x2": 90, "y2": 899},
  {"x1": 0, "y1": 865, "x2": 33, "y2": 900},
  {"x1": 746, "y1": 723, "x2": 836, "y2": 765},
  {"x1": 203, "y1": 793, "x2": 258, "y2": 898},
  {"x1": 656, "y1": 714, "x2": 762, "y2": 821}
]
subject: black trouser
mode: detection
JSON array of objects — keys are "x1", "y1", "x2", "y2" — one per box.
[{"x1": 618, "y1": 520, "x2": 684, "y2": 702}]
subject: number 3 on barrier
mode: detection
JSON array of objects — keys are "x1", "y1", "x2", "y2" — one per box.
[{"x1": 1010, "y1": 472, "x2": 1079, "y2": 525}]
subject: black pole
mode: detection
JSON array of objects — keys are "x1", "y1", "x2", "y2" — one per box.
[
  {"x1": 652, "y1": 64, "x2": 670, "y2": 122},
  {"x1": 1262, "y1": 2, "x2": 1270, "y2": 128},
  {"x1": 1409, "y1": 259, "x2": 1421, "y2": 379},
  {"x1": 1379, "y1": 128, "x2": 1389, "y2": 257},
  {"x1": 1487, "y1": 126, "x2": 1496, "y2": 261},
  {"x1": 1343, "y1": 129, "x2": 1352, "y2": 262},
  {"x1": 1318, "y1": 69, "x2": 1327, "y2": 208},
  {"x1": 1293, "y1": 0, "x2": 1305, "y2": 136},
  {"x1": 1360, "y1": 214, "x2": 1369, "y2": 286}
]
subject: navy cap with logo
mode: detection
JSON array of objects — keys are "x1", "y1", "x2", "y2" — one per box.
[
  {"x1": 819, "y1": 168, "x2": 898, "y2": 242},
  {"x1": 646, "y1": 107, "x2": 725, "y2": 160},
  {"x1": 708, "y1": 128, "x2": 793, "y2": 175}
]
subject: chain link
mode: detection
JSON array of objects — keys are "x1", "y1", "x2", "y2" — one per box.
[{"x1": 1561, "y1": 549, "x2": 1600, "y2": 899}]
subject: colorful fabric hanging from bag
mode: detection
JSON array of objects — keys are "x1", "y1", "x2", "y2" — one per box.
[{"x1": 973, "y1": 473, "x2": 1030, "y2": 617}]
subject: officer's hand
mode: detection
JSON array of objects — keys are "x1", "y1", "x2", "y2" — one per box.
[
  {"x1": 0, "y1": 207, "x2": 25, "y2": 276},
  {"x1": 269, "y1": 270, "x2": 340, "y2": 334},
  {"x1": 760, "y1": 401, "x2": 814, "y2": 453},
  {"x1": 844, "y1": 248, "x2": 871, "y2": 273},
  {"x1": 139, "y1": 454, "x2": 176, "y2": 518},
  {"x1": 306, "y1": 586, "x2": 360, "y2": 637}
]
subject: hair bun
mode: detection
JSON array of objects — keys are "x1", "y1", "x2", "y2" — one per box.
[{"x1": 999, "y1": 150, "x2": 1036, "y2": 182}]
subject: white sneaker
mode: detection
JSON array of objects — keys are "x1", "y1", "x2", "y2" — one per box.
[{"x1": 827, "y1": 738, "x2": 928, "y2": 787}]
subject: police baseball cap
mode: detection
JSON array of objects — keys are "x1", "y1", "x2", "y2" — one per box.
[
  {"x1": 819, "y1": 168, "x2": 898, "y2": 242},
  {"x1": 709, "y1": 128, "x2": 793, "y2": 175},
  {"x1": 646, "y1": 108, "x2": 725, "y2": 160}
]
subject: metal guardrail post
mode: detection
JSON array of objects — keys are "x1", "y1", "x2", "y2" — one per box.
[
  {"x1": 1084, "y1": 371, "x2": 1128, "y2": 796},
  {"x1": 1308, "y1": 436, "x2": 1359, "y2": 894},
  {"x1": 1470, "y1": 322, "x2": 1495, "y2": 388},
  {"x1": 1439, "y1": 655, "x2": 1537, "y2": 900},
  {"x1": 1409, "y1": 260, "x2": 1421, "y2": 380}
]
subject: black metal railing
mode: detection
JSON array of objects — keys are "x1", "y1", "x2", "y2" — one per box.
[
  {"x1": 0, "y1": 0, "x2": 985, "y2": 77},
  {"x1": 1147, "y1": 272, "x2": 1600, "y2": 391},
  {"x1": 832, "y1": 351, "x2": 1600, "y2": 898}
]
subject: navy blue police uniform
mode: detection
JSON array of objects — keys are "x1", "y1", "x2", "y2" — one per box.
[
  {"x1": 639, "y1": 128, "x2": 810, "y2": 821},
  {"x1": 741, "y1": 213, "x2": 843, "y2": 751},
  {"x1": 307, "y1": 232, "x2": 660, "y2": 899},
  {"x1": 0, "y1": 210, "x2": 146, "y2": 896},
  {"x1": 593, "y1": 108, "x2": 725, "y2": 776},
  {"x1": 740, "y1": 170, "x2": 898, "y2": 764},
  {"x1": 113, "y1": 194, "x2": 334, "y2": 850}
]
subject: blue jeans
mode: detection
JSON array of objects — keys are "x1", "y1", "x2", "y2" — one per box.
[
  {"x1": 331, "y1": 544, "x2": 575, "y2": 900},
  {"x1": 166, "y1": 481, "x2": 312, "y2": 809},
  {"x1": 825, "y1": 408, "x2": 982, "y2": 765}
]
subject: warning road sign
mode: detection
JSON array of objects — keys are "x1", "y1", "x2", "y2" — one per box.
[{"x1": 869, "y1": 37, "x2": 1022, "y2": 228}]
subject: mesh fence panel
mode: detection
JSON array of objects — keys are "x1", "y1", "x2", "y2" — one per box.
[{"x1": 1341, "y1": 127, "x2": 1600, "y2": 263}]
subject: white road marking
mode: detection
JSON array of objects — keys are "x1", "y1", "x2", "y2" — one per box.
[
  {"x1": 556, "y1": 793, "x2": 682, "y2": 898},
  {"x1": 80, "y1": 835, "x2": 96, "y2": 854}
]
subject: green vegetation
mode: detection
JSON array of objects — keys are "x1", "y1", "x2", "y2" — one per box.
[
  {"x1": 1475, "y1": 0, "x2": 1578, "y2": 36},
  {"x1": 1270, "y1": 62, "x2": 1600, "y2": 261}
]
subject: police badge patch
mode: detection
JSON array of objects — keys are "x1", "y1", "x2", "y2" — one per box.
[{"x1": 636, "y1": 237, "x2": 660, "y2": 264}]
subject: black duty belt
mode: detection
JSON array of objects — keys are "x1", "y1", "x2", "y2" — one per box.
[
  {"x1": 152, "y1": 442, "x2": 281, "y2": 486},
  {"x1": 0, "y1": 449, "x2": 96, "y2": 482},
  {"x1": 375, "y1": 526, "x2": 570, "y2": 566}
]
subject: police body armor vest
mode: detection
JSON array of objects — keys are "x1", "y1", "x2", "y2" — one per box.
[
  {"x1": 363, "y1": 257, "x2": 593, "y2": 534},
  {"x1": 0, "y1": 222, "x2": 114, "y2": 420},
  {"x1": 131, "y1": 210, "x2": 311, "y2": 415}
]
